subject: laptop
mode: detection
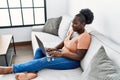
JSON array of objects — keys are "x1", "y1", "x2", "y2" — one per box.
[{"x1": 35, "y1": 35, "x2": 54, "y2": 61}]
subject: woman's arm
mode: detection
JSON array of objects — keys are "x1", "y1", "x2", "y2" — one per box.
[
  {"x1": 48, "y1": 49, "x2": 87, "y2": 61},
  {"x1": 55, "y1": 41, "x2": 64, "y2": 49},
  {"x1": 61, "y1": 49, "x2": 87, "y2": 61}
]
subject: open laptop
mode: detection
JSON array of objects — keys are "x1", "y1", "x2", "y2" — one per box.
[{"x1": 35, "y1": 35, "x2": 54, "y2": 61}]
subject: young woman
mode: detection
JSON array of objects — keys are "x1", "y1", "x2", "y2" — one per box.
[{"x1": 0, "y1": 8, "x2": 94, "y2": 80}]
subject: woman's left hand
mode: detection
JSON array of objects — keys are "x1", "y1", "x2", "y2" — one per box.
[{"x1": 48, "y1": 51, "x2": 62, "y2": 57}]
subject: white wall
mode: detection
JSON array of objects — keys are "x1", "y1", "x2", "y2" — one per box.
[
  {"x1": 0, "y1": 0, "x2": 68, "y2": 42},
  {"x1": 2, "y1": 0, "x2": 119, "y2": 44},
  {"x1": 68, "y1": 0, "x2": 120, "y2": 44},
  {"x1": 46, "y1": 0, "x2": 69, "y2": 19},
  {"x1": 0, "y1": 27, "x2": 32, "y2": 42}
]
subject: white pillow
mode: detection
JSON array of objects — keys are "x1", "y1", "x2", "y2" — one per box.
[{"x1": 58, "y1": 15, "x2": 72, "y2": 40}]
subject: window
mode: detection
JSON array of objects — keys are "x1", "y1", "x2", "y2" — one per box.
[{"x1": 0, "y1": 0, "x2": 47, "y2": 28}]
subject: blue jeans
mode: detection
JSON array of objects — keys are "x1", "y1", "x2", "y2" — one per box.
[{"x1": 13, "y1": 48, "x2": 80, "y2": 73}]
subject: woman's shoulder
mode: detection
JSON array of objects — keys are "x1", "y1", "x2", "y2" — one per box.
[{"x1": 78, "y1": 30, "x2": 91, "y2": 40}]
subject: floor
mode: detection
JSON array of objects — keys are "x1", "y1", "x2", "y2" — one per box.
[{"x1": 12, "y1": 44, "x2": 33, "y2": 64}]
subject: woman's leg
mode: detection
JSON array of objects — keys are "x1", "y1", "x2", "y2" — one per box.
[
  {"x1": 13, "y1": 57, "x2": 80, "y2": 73},
  {"x1": 0, "y1": 57, "x2": 80, "y2": 74},
  {"x1": 33, "y1": 48, "x2": 46, "y2": 59},
  {"x1": 45, "y1": 57, "x2": 80, "y2": 70}
]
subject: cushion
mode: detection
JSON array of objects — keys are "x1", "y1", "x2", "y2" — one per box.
[
  {"x1": 43, "y1": 16, "x2": 62, "y2": 36},
  {"x1": 58, "y1": 15, "x2": 72, "y2": 40},
  {"x1": 80, "y1": 46, "x2": 120, "y2": 80}
]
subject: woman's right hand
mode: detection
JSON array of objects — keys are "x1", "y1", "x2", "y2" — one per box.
[{"x1": 45, "y1": 48, "x2": 57, "y2": 52}]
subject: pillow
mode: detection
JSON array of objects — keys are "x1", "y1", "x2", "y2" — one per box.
[
  {"x1": 80, "y1": 46, "x2": 120, "y2": 80},
  {"x1": 43, "y1": 16, "x2": 62, "y2": 36},
  {"x1": 58, "y1": 15, "x2": 72, "y2": 40}
]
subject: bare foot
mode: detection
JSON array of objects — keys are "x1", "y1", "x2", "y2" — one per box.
[
  {"x1": 0, "y1": 66, "x2": 13, "y2": 74},
  {"x1": 15, "y1": 72, "x2": 37, "y2": 80}
]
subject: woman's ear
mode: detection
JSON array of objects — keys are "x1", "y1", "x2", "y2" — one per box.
[{"x1": 80, "y1": 22, "x2": 85, "y2": 27}]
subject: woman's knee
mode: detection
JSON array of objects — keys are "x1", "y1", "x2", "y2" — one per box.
[
  {"x1": 34, "y1": 48, "x2": 45, "y2": 59},
  {"x1": 35, "y1": 48, "x2": 41, "y2": 53}
]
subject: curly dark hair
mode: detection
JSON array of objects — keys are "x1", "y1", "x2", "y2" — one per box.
[{"x1": 76, "y1": 8, "x2": 94, "y2": 24}]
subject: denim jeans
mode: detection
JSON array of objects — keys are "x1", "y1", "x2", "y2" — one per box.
[{"x1": 13, "y1": 48, "x2": 80, "y2": 73}]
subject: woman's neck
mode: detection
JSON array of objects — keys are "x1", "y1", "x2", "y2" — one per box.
[{"x1": 77, "y1": 28, "x2": 85, "y2": 34}]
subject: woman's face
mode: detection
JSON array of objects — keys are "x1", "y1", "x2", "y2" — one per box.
[{"x1": 72, "y1": 16, "x2": 84, "y2": 32}]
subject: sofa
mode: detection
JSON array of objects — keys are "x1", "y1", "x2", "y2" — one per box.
[
  {"x1": 0, "y1": 15, "x2": 120, "y2": 80},
  {"x1": 31, "y1": 15, "x2": 120, "y2": 80}
]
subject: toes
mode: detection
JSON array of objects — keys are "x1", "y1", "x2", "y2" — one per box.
[
  {"x1": 15, "y1": 73, "x2": 19, "y2": 79},
  {"x1": 17, "y1": 73, "x2": 27, "y2": 80}
]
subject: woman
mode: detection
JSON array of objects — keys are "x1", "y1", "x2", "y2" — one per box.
[{"x1": 0, "y1": 8, "x2": 94, "y2": 80}]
